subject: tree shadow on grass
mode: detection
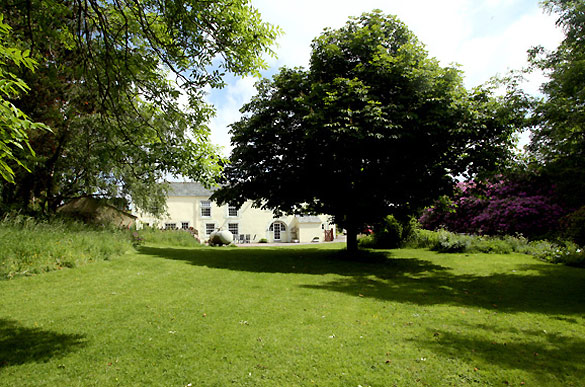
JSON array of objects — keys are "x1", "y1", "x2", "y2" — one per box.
[
  {"x1": 417, "y1": 324, "x2": 585, "y2": 383},
  {"x1": 138, "y1": 246, "x2": 585, "y2": 315},
  {"x1": 138, "y1": 245, "x2": 447, "y2": 277},
  {"x1": 0, "y1": 319, "x2": 86, "y2": 368},
  {"x1": 300, "y1": 265, "x2": 585, "y2": 316}
]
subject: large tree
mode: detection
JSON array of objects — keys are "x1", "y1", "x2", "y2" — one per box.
[
  {"x1": 213, "y1": 11, "x2": 526, "y2": 251},
  {"x1": 0, "y1": 0, "x2": 279, "y2": 215},
  {"x1": 528, "y1": 0, "x2": 585, "y2": 209},
  {"x1": 0, "y1": 14, "x2": 48, "y2": 183}
]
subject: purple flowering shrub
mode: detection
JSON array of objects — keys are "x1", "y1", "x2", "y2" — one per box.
[{"x1": 420, "y1": 175, "x2": 568, "y2": 239}]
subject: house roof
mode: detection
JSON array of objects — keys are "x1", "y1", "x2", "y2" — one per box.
[
  {"x1": 296, "y1": 215, "x2": 322, "y2": 223},
  {"x1": 168, "y1": 182, "x2": 214, "y2": 197},
  {"x1": 58, "y1": 197, "x2": 137, "y2": 219}
]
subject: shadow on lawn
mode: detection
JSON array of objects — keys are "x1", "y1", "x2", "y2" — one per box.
[
  {"x1": 139, "y1": 245, "x2": 449, "y2": 279},
  {"x1": 0, "y1": 319, "x2": 86, "y2": 368},
  {"x1": 419, "y1": 324, "x2": 585, "y2": 382},
  {"x1": 138, "y1": 246, "x2": 585, "y2": 315}
]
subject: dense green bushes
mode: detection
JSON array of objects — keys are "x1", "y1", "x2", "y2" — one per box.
[
  {"x1": 358, "y1": 219, "x2": 584, "y2": 267},
  {"x1": 358, "y1": 215, "x2": 409, "y2": 249},
  {"x1": 0, "y1": 216, "x2": 133, "y2": 279},
  {"x1": 562, "y1": 206, "x2": 585, "y2": 246},
  {"x1": 407, "y1": 229, "x2": 585, "y2": 267}
]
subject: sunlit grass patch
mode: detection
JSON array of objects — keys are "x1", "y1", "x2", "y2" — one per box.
[{"x1": 1, "y1": 244, "x2": 584, "y2": 386}]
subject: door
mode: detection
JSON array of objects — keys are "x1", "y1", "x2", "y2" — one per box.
[{"x1": 273, "y1": 222, "x2": 281, "y2": 241}]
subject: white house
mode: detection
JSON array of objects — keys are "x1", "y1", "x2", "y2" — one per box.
[{"x1": 134, "y1": 182, "x2": 336, "y2": 243}]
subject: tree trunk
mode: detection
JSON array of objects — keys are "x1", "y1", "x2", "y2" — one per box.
[{"x1": 346, "y1": 225, "x2": 358, "y2": 252}]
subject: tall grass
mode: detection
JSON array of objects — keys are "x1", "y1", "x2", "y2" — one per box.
[
  {"x1": 0, "y1": 215, "x2": 133, "y2": 279},
  {"x1": 135, "y1": 227, "x2": 202, "y2": 247}
]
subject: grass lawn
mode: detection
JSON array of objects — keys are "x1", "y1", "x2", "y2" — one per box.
[{"x1": 1, "y1": 243, "x2": 585, "y2": 386}]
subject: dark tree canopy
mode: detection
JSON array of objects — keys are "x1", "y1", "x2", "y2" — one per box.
[
  {"x1": 213, "y1": 11, "x2": 526, "y2": 250},
  {"x1": 528, "y1": 0, "x2": 585, "y2": 209},
  {"x1": 0, "y1": 0, "x2": 279, "y2": 215}
]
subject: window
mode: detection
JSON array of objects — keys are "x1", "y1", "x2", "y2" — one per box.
[
  {"x1": 181, "y1": 222, "x2": 189, "y2": 230},
  {"x1": 165, "y1": 223, "x2": 177, "y2": 230},
  {"x1": 228, "y1": 204, "x2": 239, "y2": 217},
  {"x1": 269, "y1": 221, "x2": 286, "y2": 241},
  {"x1": 205, "y1": 223, "x2": 215, "y2": 235},
  {"x1": 269, "y1": 222, "x2": 286, "y2": 231},
  {"x1": 228, "y1": 223, "x2": 239, "y2": 236},
  {"x1": 201, "y1": 200, "x2": 211, "y2": 217}
]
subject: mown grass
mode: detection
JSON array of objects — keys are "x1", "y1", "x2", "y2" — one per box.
[{"x1": 1, "y1": 242, "x2": 584, "y2": 386}]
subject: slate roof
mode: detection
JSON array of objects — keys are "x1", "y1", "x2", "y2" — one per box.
[
  {"x1": 168, "y1": 182, "x2": 214, "y2": 197},
  {"x1": 296, "y1": 215, "x2": 322, "y2": 223}
]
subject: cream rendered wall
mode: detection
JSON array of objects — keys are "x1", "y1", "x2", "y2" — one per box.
[
  {"x1": 216, "y1": 201, "x2": 294, "y2": 243},
  {"x1": 136, "y1": 196, "x2": 198, "y2": 230},
  {"x1": 298, "y1": 223, "x2": 322, "y2": 243},
  {"x1": 135, "y1": 194, "x2": 336, "y2": 244}
]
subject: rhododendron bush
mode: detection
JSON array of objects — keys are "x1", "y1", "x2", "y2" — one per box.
[{"x1": 420, "y1": 175, "x2": 568, "y2": 239}]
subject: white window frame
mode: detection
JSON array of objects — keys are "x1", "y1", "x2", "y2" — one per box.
[
  {"x1": 165, "y1": 223, "x2": 177, "y2": 230},
  {"x1": 181, "y1": 222, "x2": 190, "y2": 230},
  {"x1": 201, "y1": 200, "x2": 211, "y2": 217}
]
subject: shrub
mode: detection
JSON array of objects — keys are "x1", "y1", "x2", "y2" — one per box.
[
  {"x1": 527, "y1": 240, "x2": 585, "y2": 267},
  {"x1": 258, "y1": 238, "x2": 268, "y2": 243},
  {"x1": 420, "y1": 174, "x2": 569, "y2": 239},
  {"x1": 372, "y1": 215, "x2": 403, "y2": 248},
  {"x1": 357, "y1": 234, "x2": 376, "y2": 248},
  {"x1": 467, "y1": 237, "x2": 514, "y2": 254},
  {"x1": 435, "y1": 230, "x2": 471, "y2": 253},
  {"x1": 562, "y1": 206, "x2": 585, "y2": 246},
  {"x1": 404, "y1": 228, "x2": 440, "y2": 249},
  {"x1": 358, "y1": 216, "x2": 421, "y2": 250}
]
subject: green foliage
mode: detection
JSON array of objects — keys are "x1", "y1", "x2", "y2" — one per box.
[
  {"x1": 357, "y1": 234, "x2": 376, "y2": 248},
  {"x1": 358, "y1": 215, "x2": 414, "y2": 249},
  {"x1": 0, "y1": 215, "x2": 132, "y2": 279},
  {"x1": 372, "y1": 215, "x2": 404, "y2": 249},
  {"x1": 214, "y1": 11, "x2": 524, "y2": 251},
  {"x1": 258, "y1": 238, "x2": 268, "y2": 243},
  {"x1": 0, "y1": 14, "x2": 49, "y2": 183},
  {"x1": 0, "y1": 0, "x2": 279, "y2": 215},
  {"x1": 403, "y1": 228, "x2": 440, "y2": 249},
  {"x1": 527, "y1": 0, "x2": 585, "y2": 210},
  {"x1": 406, "y1": 228, "x2": 584, "y2": 266},
  {"x1": 561, "y1": 206, "x2": 585, "y2": 246},
  {"x1": 135, "y1": 228, "x2": 201, "y2": 248},
  {"x1": 526, "y1": 240, "x2": 585, "y2": 267},
  {"x1": 434, "y1": 230, "x2": 471, "y2": 253}
]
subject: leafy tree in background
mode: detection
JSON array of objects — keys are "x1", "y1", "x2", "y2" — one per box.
[
  {"x1": 0, "y1": 0, "x2": 279, "y2": 215},
  {"x1": 528, "y1": 0, "x2": 585, "y2": 210},
  {"x1": 213, "y1": 11, "x2": 527, "y2": 251},
  {"x1": 0, "y1": 14, "x2": 48, "y2": 183}
]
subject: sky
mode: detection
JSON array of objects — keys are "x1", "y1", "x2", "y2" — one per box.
[{"x1": 204, "y1": 0, "x2": 564, "y2": 156}]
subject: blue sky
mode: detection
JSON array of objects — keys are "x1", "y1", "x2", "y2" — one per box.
[{"x1": 204, "y1": 0, "x2": 564, "y2": 156}]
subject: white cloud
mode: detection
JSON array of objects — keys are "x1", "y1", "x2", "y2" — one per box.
[
  {"x1": 204, "y1": 0, "x2": 564, "y2": 153},
  {"x1": 208, "y1": 76, "x2": 258, "y2": 155}
]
